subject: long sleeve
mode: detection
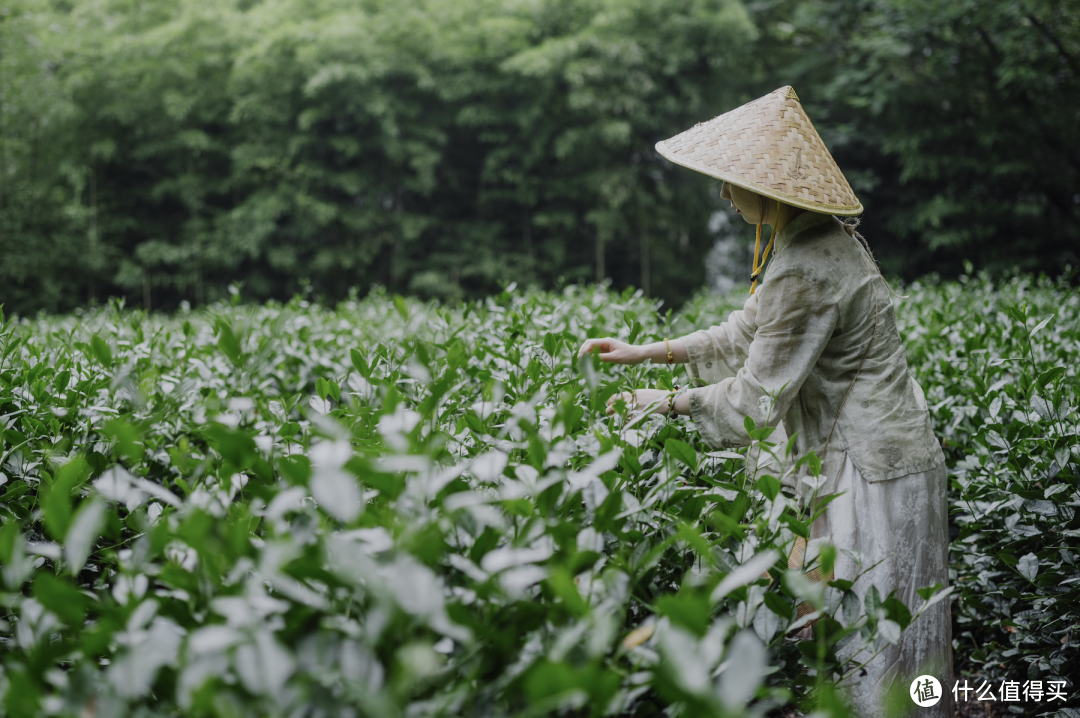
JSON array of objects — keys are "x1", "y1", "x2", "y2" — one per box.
[
  {"x1": 679, "y1": 293, "x2": 760, "y2": 385},
  {"x1": 686, "y1": 272, "x2": 839, "y2": 449}
]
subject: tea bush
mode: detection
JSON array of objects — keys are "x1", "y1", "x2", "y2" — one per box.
[
  {"x1": 0, "y1": 275, "x2": 1073, "y2": 717},
  {"x1": 895, "y1": 273, "x2": 1079, "y2": 713},
  {"x1": 682, "y1": 272, "x2": 1080, "y2": 715}
]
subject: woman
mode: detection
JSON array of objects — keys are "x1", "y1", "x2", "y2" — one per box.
[{"x1": 578, "y1": 87, "x2": 952, "y2": 717}]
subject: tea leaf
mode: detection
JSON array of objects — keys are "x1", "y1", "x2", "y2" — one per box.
[
  {"x1": 1018, "y1": 553, "x2": 1039, "y2": 582},
  {"x1": 90, "y1": 335, "x2": 112, "y2": 368}
]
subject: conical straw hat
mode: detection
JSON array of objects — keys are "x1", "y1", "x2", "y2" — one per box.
[{"x1": 656, "y1": 86, "x2": 863, "y2": 216}]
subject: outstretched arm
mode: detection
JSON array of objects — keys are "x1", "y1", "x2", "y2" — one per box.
[
  {"x1": 604, "y1": 388, "x2": 693, "y2": 416},
  {"x1": 576, "y1": 337, "x2": 688, "y2": 365}
]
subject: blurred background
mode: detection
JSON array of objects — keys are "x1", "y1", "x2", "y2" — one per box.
[{"x1": 2, "y1": 0, "x2": 1078, "y2": 315}]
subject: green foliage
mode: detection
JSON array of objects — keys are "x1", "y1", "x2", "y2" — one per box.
[
  {"x1": 754, "y1": 0, "x2": 1080, "y2": 277},
  {"x1": 896, "y1": 271, "x2": 1080, "y2": 705},
  {"x1": 0, "y1": 0, "x2": 751, "y2": 314},
  {"x1": 675, "y1": 272, "x2": 1080, "y2": 713},
  {"x1": 0, "y1": 285, "x2": 936, "y2": 717},
  {"x1": 6, "y1": 0, "x2": 1078, "y2": 316}
]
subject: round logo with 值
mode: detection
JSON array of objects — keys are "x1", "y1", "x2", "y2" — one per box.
[{"x1": 910, "y1": 675, "x2": 943, "y2": 707}]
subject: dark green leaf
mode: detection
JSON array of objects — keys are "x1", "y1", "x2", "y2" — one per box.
[
  {"x1": 657, "y1": 591, "x2": 710, "y2": 636},
  {"x1": 757, "y1": 474, "x2": 780, "y2": 502},
  {"x1": 90, "y1": 335, "x2": 112, "y2": 368},
  {"x1": 215, "y1": 321, "x2": 243, "y2": 367},
  {"x1": 103, "y1": 419, "x2": 144, "y2": 462},
  {"x1": 350, "y1": 348, "x2": 371, "y2": 378},
  {"x1": 42, "y1": 457, "x2": 90, "y2": 540},
  {"x1": 763, "y1": 591, "x2": 794, "y2": 621},
  {"x1": 33, "y1": 573, "x2": 89, "y2": 625}
]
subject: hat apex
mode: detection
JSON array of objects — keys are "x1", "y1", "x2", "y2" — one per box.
[{"x1": 656, "y1": 86, "x2": 863, "y2": 216}]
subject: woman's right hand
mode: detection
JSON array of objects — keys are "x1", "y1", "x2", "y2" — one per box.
[{"x1": 577, "y1": 337, "x2": 645, "y2": 365}]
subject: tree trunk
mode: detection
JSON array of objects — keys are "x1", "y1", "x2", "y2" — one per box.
[
  {"x1": 524, "y1": 213, "x2": 535, "y2": 285},
  {"x1": 595, "y1": 230, "x2": 605, "y2": 284},
  {"x1": 640, "y1": 218, "x2": 650, "y2": 297},
  {"x1": 143, "y1": 266, "x2": 152, "y2": 311},
  {"x1": 391, "y1": 239, "x2": 401, "y2": 292},
  {"x1": 195, "y1": 235, "x2": 204, "y2": 306},
  {"x1": 391, "y1": 195, "x2": 403, "y2": 292},
  {"x1": 88, "y1": 169, "x2": 97, "y2": 306}
]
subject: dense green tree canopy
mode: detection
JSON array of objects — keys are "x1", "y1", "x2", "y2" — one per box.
[
  {"x1": 1, "y1": 0, "x2": 1078, "y2": 314},
  {"x1": 756, "y1": 0, "x2": 1080, "y2": 278}
]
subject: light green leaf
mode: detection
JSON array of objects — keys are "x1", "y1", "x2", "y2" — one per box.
[
  {"x1": 1017, "y1": 553, "x2": 1039, "y2": 582},
  {"x1": 65, "y1": 497, "x2": 107, "y2": 573},
  {"x1": 1029, "y1": 313, "x2": 1054, "y2": 337},
  {"x1": 711, "y1": 550, "x2": 779, "y2": 602},
  {"x1": 543, "y1": 332, "x2": 559, "y2": 358},
  {"x1": 665, "y1": 439, "x2": 697, "y2": 472},
  {"x1": 877, "y1": 618, "x2": 901, "y2": 645}
]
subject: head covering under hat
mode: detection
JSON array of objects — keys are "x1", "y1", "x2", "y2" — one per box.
[{"x1": 655, "y1": 86, "x2": 863, "y2": 216}]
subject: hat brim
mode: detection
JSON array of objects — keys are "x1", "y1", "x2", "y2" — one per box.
[{"x1": 655, "y1": 140, "x2": 864, "y2": 217}]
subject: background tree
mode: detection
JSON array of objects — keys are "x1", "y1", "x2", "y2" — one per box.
[
  {"x1": 1, "y1": 0, "x2": 1078, "y2": 316},
  {"x1": 751, "y1": 0, "x2": 1080, "y2": 276}
]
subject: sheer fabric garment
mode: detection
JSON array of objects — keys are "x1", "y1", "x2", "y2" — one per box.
[
  {"x1": 672, "y1": 211, "x2": 953, "y2": 715},
  {"x1": 811, "y1": 455, "x2": 953, "y2": 718},
  {"x1": 679, "y1": 211, "x2": 944, "y2": 494}
]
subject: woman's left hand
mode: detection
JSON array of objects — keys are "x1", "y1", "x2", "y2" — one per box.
[{"x1": 606, "y1": 389, "x2": 671, "y2": 416}]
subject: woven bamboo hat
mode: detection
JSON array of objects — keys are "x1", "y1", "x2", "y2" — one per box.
[{"x1": 656, "y1": 86, "x2": 863, "y2": 216}]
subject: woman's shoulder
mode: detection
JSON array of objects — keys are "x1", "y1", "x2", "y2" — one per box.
[
  {"x1": 767, "y1": 217, "x2": 872, "y2": 294},
  {"x1": 774, "y1": 217, "x2": 870, "y2": 273}
]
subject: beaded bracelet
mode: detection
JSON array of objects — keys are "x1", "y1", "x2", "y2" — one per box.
[{"x1": 668, "y1": 385, "x2": 682, "y2": 417}]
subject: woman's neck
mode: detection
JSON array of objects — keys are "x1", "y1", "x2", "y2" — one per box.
[{"x1": 769, "y1": 201, "x2": 805, "y2": 237}]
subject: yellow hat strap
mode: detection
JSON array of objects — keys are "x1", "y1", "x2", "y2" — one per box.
[
  {"x1": 751, "y1": 221, "x2": 762, "y2": 288},
  {"x1": 749, "y1": 201, "x2": 780, "y2": 295}
]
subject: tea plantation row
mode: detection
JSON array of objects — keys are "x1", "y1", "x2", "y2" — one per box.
[{"x1": 0, "y1": 273, "x2": 1076, "y2": 717}]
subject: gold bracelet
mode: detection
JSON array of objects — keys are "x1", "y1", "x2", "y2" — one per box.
[{"x1": 664, "y1": 338, "x2": 674, "y2": 365}]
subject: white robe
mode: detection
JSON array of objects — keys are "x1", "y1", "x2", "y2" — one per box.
[
  {"x1": 680, "y1": 211, "x2": 945, "y2": 491},
  {"x1": 675, "y1": 211, "x2": 953, "y2": 715},
  {"x1": 812, "y1": 455, "x2": 953, "y2": 717}
]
